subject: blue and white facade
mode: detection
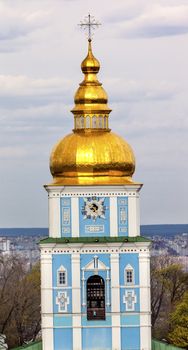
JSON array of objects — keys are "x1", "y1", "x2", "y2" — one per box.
[{"x1": 40, "y1": 185, "x2": 151, "y2": 350}]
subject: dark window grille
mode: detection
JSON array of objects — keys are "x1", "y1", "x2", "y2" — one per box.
[
  {"x1": 87, "y1": 275, "x2": 105, "y2": 320},
  {"x1": 126, "y1": 270, "x2": 133, "y2": 283},
  {"x1": 58, "y1": 271, "x2": 66, "y2": 285}
]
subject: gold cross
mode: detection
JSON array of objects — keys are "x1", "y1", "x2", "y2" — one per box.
[{"x1": 79, "y1": 14, "x2": 101, "y2": 40}]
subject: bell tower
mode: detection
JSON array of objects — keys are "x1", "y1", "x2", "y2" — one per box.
[{"x1": 40, "y1": 16, "x2": 151, "y2": 350}]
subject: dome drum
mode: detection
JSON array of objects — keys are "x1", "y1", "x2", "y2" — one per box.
[{"x1": 74, "y1": 114, "x2": 109, "y2": 130}]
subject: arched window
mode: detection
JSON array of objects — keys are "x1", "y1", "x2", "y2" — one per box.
[
  {"x1": 80, "y1": 116, "x2": 84, "y2": 128},
  {"x1": 87, "y1": 275, "x2": 105, "y2": 320},
  {"x1": 124, "y1": 264, "x2": 134, "y2": 285},
  {"x1": 86, "y1": 115, "x2": 90, "y2": 128},
  {"x1": 104, "y1": 116, "x2": 107, "y2": 128},
  {"x1": 57, "y1": 265, "x2": 67, "y2": 286},
  {"x1": 76, "y1": 117, "x2": 81, "y2": 129},
  {"x1": 99, "y1": 115, "x2": 103, "y2": 128},
  {"x1": 92, "y1": 115, "x2": 97, "y2": 128}
]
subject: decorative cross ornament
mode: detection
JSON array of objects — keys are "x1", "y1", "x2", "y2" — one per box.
[
  {"x1": 56, "y1": 291, "x2": 69, "y2": 312},
  {"x1": 78, "y1": 14, "x2": 101, "y2": 40},
  {"x1": 123, "y1": 290, "x2": 137, "y2": 311}
]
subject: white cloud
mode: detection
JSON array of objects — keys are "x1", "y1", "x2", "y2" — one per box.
[
  {"x1": 105, "y1": 78, "x2": 178, "y2": 102},
  {"x1": 107, "y1": 4, "x2": 188, "y2": 38},
  {"x1": 0, "y1": 146, "x2": 27, "y2": 158},
  {"x1": 0, "y1": 74, "x2": 73, "y2": 109},
  {"x1": 0, "y1": 3, "x2": 49, "y2": 41}
]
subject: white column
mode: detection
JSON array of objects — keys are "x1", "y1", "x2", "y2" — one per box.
[
  {"x1": 136, "y1": 195, "x2": 140, "y2": 235},
  {"x1": 72, "y1": 254, "x2": 82, "y2": 350},
  {"x1": 139, "y1": 251, "x2": 151, "y2": 350},
  {"x1": 71, "y1": 198, "x2": 79, "y2": 237},
  {"x1": 111, "y1": 253, "x2": 121, "y2": 350},
  {"x1": 49, "y1": 196, "x2": 61, "y2": 237},
  {"x1": 41, "y1": 251, "x2": 53, "y2": 350},
  {"x1": 110, "y1": 197, "x2": 118, "y2": 236},
  {"x1": 128, "y1": 195, "x2": 140, "y2": 237}
]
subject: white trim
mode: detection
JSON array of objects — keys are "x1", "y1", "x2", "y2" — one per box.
[
  {"x1": 48, "y1": 196, "x2": 61, "y2": 237},
  {"x1": 110, "y1": 197, "x2": 118, "y2": 236},
  {"x1": 123, "y1": 289, "x2": 137, "y2": 311},
  {"x1": 45, "y1": 184, "x2": 142, "y2": 197},
  {"x1": 72, "y1": 254, "x2": 82, "y2": 350},
  {"x1": 128, "y1": 194, "x2": 140, "y2": 237},
  {"x1": 56, "y1": 291, "x2": 69, "y2": 312},
  {"x1": 40, "y1": 242, "x2": 151, "y2": 254},
  {"x1": 71, "y1": 198, "x2": 79, "y2": 237},
  {"x1": 84, "y1": 257, "x2": 108, "y2": 271},
  {"x1": 139, "y1": 251, "x2": 151, "y2": 350},
  {"x1": 111, "y1": 254, "x2": 121, "y2": 350},
  {"x1": 41, "y1": 252, "x2": 53, "y2": 350},
  {"x1": 124, "y1": 264, "x2": 134, "y2": 285},
  {"x1": 42, "y1": 329, "x2": 53, "y2": 350},
  {"x1": 57, "y1": 265, "x2": 67, "y2": 287}
]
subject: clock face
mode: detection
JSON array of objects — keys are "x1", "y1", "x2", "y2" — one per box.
[{"x1": 82, "y1": 197, "x2": 106, "y2": 222}]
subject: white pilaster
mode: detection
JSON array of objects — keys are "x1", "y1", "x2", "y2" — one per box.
[
  {"x1": 41, "y1": 251, "x2": 53, "y2": 350},
  {"x1": 72, "y1": 254, "x2": 82, "y2": 350},
  {"x1": 49, "y1": 196, "x2": 61, "y2": 237},
  {"x1": 111, "y1": 253, "x2": 121, "y2": 350},
  {"x1": 139, "y1": 251, "x2": 151, "y2": 350},
  {"x1": 110, "y1": 197, "x2": 118, "y2": 236},
  {"x1": 71, "y1": 198, "x2": 79, "y2": 237},
  {"x1": 128, "y1": 194, "x2": 140, "y2": 237}
]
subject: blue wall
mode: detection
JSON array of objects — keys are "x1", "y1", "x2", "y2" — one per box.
[
  {"x1": 52, "y1": 254, "x2": 72, "y2": 313},
  {"x1": 119, "y1": 253, "x2": 140, "y2": 312},
  {"x1": 54, "y1": 328, "x2": 72, "y2": 350},
  {"x1": 82, "y1": 328, "x2": 112, "y2": 350},
  {"x1": 121, "y1": 327, "x2": 140, "y2": 350},
  {"x1": 79, "y1": 197, "x2": 110, "y2": 236}
]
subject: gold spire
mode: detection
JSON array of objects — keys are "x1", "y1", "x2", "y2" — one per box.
[
  {"x1": 71, "y1": 39, "x2": 111, "y2": 130},
  {"x1": 49, "y1": 36, "x2": 136, "y2": 186}
]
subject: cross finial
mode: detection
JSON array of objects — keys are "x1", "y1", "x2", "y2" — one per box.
[{"x1": 78, "y1": 14, "x2": 101, "y2": 41}]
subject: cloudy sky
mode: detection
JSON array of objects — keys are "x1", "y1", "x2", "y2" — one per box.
[{"x1": 0, "y1": 0, "x2": 188, "y2": 227}]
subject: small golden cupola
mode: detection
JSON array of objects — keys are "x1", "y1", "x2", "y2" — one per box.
[{"x1": 50, "y1": 39, "x2": 136, "y2": 185}]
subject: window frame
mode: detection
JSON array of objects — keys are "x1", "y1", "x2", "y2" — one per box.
[
  {"x1": 57, "y1": 265, "x2": 67, "y2": 287},
  {"x1": 124, "y1": 264, "x2": 134, "y2": 285}
]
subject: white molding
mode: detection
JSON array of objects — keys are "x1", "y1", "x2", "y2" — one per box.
[
  {"x1": 41, "y1": 252, "x2": 53, "y2": 350},
  {"x1": 84, "y1": 257, "x2": 108, "y2": 271},
  {"x1": 110, "y1": 197, "x2": 118, "y2": 236},
  {"x1": 71, "y1": 198, "x2": 79, "y2": 237},
  {"x1": 42, "y1": 329, "x2": 53, "y2": 350},
  {"x1": 44, "y1": 185, "x2": 142, "y2": 198},
  {"x1": 128, "y1": 195, "x2": 140, "y2": 237},
  {"x1": 48, "y1": 196, "x2": 61, "y2": 237},
  {"x1": 111, "y1": 254, "x2": 121, "y2": 350},
  {"x1": 72, "y1": 254, "x2": 82, "y2": 350},
  {"x1": 57, "y1": 265, "x2": 67, "y2": 287},
  {"x1": 124, "y1": 264, "x2": 135, "y2": 285},
  {"x1": 56, "y1": 291, "x2": 69, "y2": 312},
  {"x1": 139, "y1": 251, "x2": 151, "y2": 350},
  {"x1": 40, "y1": 242, "x2": 151, "y2": 255}
]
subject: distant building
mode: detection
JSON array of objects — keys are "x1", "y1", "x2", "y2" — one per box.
[{"x1": 0, "y1": 237, "x2": 10, "y2": 255}]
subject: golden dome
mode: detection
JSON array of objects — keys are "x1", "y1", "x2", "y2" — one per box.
[
  {"x1": 72, "y1": 39, "x2": 111, "y2": 114},
  {"x1": 49, "y1": 39, "x2": 136, "y2": 186},
  {"x1": 50, "y1": 131, "x2": 135, "y2": 185}
]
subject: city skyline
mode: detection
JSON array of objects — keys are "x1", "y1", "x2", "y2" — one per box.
[{"x1": 0, "y1": 0, "x2": 188, "y2": 227}]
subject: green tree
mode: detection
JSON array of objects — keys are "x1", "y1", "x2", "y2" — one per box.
[
  {"x1": 0, "y1": 255, "x2": 41, "y2": 348},
  {"x1": 151, "y1": 256, "x2": 188, "y2": 340},
  {"x1": 168, "y1": 292, "x2": 188, "y2": 348}
]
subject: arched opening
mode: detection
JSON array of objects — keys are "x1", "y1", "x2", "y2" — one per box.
[{"x1": 87, "y1": 275, "x2": 105, "y2": 320}]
